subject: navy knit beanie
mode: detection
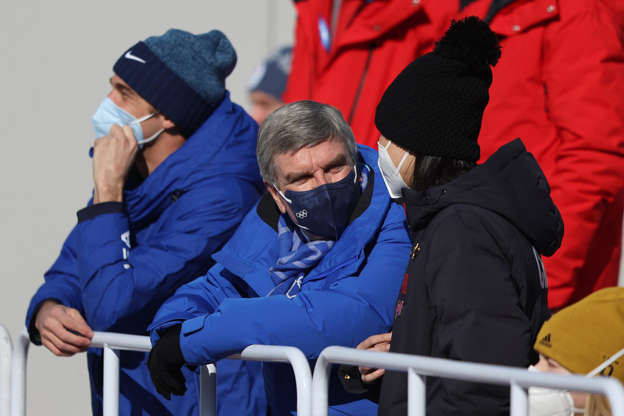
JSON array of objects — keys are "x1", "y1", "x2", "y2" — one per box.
[
  {"x1": 113, "y1": 29, "x2": 237, "y2": 138},
  {"x1": 375, "y1": 17, "x2": 501, "y2": 162},
  {"x1": 247, "y1": 46, "x2": 293, "y2": 101}
]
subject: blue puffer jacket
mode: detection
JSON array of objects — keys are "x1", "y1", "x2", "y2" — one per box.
[
  {"x1": 149, "y1": 145, "x2": 411, "y2": 415},
  {"x1": 25, "y1": 93, "x2": 264, "y2": 416}
]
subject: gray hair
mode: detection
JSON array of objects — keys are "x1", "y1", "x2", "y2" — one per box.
[{"x1": 257, "y1": 100, "x2": 358, "y2": 184}]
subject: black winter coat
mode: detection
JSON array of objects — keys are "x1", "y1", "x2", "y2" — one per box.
[{"x1": 378, "y1": 139, "x2": 564, "y2": 415}]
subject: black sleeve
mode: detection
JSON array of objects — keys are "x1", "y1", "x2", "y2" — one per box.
[{"x1": 338, "y1": 365, "x2": 382, "y2": 402}]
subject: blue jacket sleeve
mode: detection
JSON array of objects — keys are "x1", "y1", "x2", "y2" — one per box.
[
  {"x1": 147, "y1": 263, "x2": 244, "y2": 344},
  {"x1": 25, "y1": 226, "x2": 84, "y2": 343},
  {"x1": 75, "y1": 179, "x2": 258, "y2": 331},
  {"x1": 177, "y1": 202, "x2": 411, "y2": 365}
]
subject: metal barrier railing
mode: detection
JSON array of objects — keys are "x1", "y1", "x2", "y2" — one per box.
[
  {"x1": 230, "y1": 344, "x2": 312, "y2": 416},
  {"x1": 10, "y1": 328, "x2": 313, "y2": 416},
  {"x1": 13, "y1": 329, "x2": 622, "y2": 416},
  {"x1": 312, "y1": 346, "x2": 624, "y2": 416},
  {"x1": 10, "y1": 329, "x2": 28, "y2": 416},
  {"x1": 0, "y1": 325, "x2": 12, "y2": 416}
]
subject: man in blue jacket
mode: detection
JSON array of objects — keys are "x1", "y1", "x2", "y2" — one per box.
[
  {"x1": 25, "y1": 29, "x2": 264, "y2": 415},
  {"x1": 148, "y1": 100, "x2": 412, "y2": 415}
]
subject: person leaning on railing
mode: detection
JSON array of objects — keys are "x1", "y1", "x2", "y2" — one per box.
[{"x1": 147, "y1": 100, "x2": 412, "y2": 415}]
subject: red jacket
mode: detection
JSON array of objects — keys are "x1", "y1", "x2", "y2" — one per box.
[
  {"x1": 283, "y1": 0, "x2": 455, "y2": 147},
  {"x1": 458, "y1": 0, "x2": 624, "y2": 309},
  {"x1": 286, "y1": 0, "x2": 624, "y2": 309}
]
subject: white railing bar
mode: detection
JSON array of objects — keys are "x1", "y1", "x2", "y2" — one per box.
[
  {"x1": 230, "y1": 344, "x2": 313, "y2": 416},
  {"x1": 312, "y1": 346, "x2": 624, "y2": 416},
  {"x1": 0, "y1": 326, "x2": 12, "y2": 416},
  {"x1": 407, "y1": 367, "x2": 425, "y2": 416},
  {"x1": 88, "y1": 337, "x2": 313, "y2": 415},
  {"x1": 199, "y1": 364, "x2": 217, "y2": 416},
  {"x1": 91, "y1": 331, "x2": 152, "y2": 352},
  {"x1": 103, "y1": 345, "x2": 119, "y2": 416},
  {"x1": 10, "y1": 329, "x2": 29, "y2": 416},
  {"x1": 510, "y1": 382, "x2": 528, "y2": 416},
  {"x1": 11, "y1": 328, "x2": 313, "y2": 416}
]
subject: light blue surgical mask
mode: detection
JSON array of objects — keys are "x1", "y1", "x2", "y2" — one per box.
[{"x1": 91, "y1": 97, "x2": 163, "y2": 147}]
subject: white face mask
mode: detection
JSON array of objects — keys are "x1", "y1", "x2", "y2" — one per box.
[
  {"x1": 528, "y1": 366, "x2": 583, "y2": 416},
  {"x1": 528, "y1": 347, "x2": 624, "y2": 416},
  {"x1": 377, "y1": 140, "x2": 409, "y2": 200}
]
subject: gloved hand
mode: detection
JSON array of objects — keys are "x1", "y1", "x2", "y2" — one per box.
[{"x1": 148, "y1": 325, "x2": 187, "y2": 400}]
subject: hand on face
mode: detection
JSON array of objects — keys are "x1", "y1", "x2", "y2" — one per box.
[
  {"x1": 34, "y1": 300, "x2": 93, "y2": 356},
  {"x1": 356, "y1": 332, "x2": 392, "y2": 383},
  {"x1": 92, "y1": 124, "x2": 138, "y2": 203}
]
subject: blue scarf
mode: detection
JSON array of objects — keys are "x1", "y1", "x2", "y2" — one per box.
[{"x1": 268, "y1": 164, "x2": 370, "y2": 297}]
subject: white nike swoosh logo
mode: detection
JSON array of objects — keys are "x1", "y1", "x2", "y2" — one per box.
[{"x1": 124, "y1": 51, "x2": 146, "y2": 64}]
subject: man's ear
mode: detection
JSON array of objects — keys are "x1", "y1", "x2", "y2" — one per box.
[
  {"x1": 160, "y1": 116, "x2": 176, "y2": 130},
  {"x1": 265, "y1": 181, "x2": 287, "y2": 214}
]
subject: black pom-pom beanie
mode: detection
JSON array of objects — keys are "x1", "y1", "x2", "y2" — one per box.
[{"x1": 375, "y1": 17, "x2": 501, "y2": 162}]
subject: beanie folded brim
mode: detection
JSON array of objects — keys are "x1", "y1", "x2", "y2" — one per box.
[{"x1": 114, "y1": 42, "x2": 218, "y2": 138}]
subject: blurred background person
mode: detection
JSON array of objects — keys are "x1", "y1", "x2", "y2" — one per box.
[
  {"x1": 248, "y1": 46, "x2": 292, "y2": 125},
  {"x1": 283, "y1": 0, "x2": 455, "y2": 147}
]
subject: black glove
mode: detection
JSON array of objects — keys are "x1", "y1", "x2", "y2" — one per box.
[{"x1": 148, "y1": 325, "x2": 187, "y2": 400}]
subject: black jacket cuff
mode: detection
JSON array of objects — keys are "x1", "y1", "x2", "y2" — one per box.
[
  {"x1": 338, "y1": 365, "x2": 382, "y2": 402},
  {"x1": 77, "y1": 202, "x2": 124, "y2": 223}
]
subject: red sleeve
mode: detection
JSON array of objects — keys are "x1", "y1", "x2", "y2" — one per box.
[
  {"x1": 541, "y1": 2, "x2": 624, "y2": 308},
  {"x1": 283, "y1": 0, "x2": 317, "y2": 103}
]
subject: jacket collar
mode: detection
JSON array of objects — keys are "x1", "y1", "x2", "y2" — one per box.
[
  {"x1": 403, "y1": 138, "x2": 563, "y2": 256},
  {"x1": 122, "y1": 92, "x2": 259, "y2": 225}
]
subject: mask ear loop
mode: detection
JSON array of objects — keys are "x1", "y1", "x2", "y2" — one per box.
[
  {"x1": 587, "y1": 347, "x2": 624, "y2": 377},
  {"x1": 131, "y1": 112, "x2": 164, "y2": 146},
  {"x1": 138, "y1": 128, "x2": 165, "y2": 146},
  {"x1": 396, "y1": 151, "x2": 409, "y2": 171},
  {"x1": 133, "y1": 113, "x2": 156, "y2": 124},
  {"x1": 379, "y1": 140, "x2": 409, "y2": 171},
  {"x1": 273, "y1": 184, "x2": 293, "y2": 204}
]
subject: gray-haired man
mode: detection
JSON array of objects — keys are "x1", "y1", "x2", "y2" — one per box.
[{"x1": 148, "y1": 101, "x2": 412, "y2": 415}]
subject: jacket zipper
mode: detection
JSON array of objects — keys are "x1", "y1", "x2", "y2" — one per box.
[{"x1": 347, "y1": 46, "x2": 374, "y2": 124}]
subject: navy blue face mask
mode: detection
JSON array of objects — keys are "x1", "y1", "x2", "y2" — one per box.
[{"x1": 275, "y1": 165, "x2": 361, "y2": 240}]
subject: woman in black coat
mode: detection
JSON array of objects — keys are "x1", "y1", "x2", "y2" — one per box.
[{"x1": 344, "y1": 18, "x2": 564, "y2": 415}]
